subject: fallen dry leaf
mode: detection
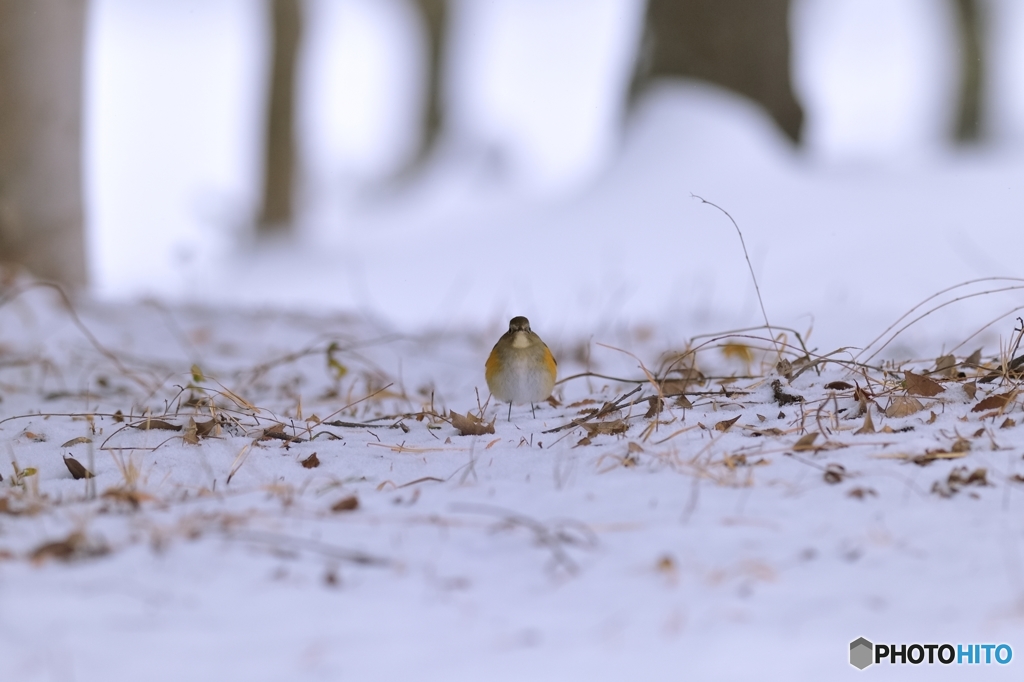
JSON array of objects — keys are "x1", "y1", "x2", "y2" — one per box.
[
  {"x1": 581, "y1": 419, "x2": 629, "y2": 437},
  {"x1": 300, "y1": 452, "x2": 320, "y2": 469},
  {"x1": 963, "y1": 381, "x2": 978, "y2": 401},
  {"x1": 644, "y1": 396, "x2": 664, "y2": 419},
  {"x1": 331, "y1": 495, "x2": 359, "y2": 512},
  {"x1": 971, "y1": 392, "x2": 1016, "y2": 413},
  {"x1": 885, "y1": 395, "x2": 925, "y2": 418},
  {"x1": 102, "y1": 487, "x2": 155, "y2": 509},
  {"x1": 131, "y1": 419, "x2": 181, "y2": 431},
  {"x1": 854, "y1": 409, "x2": 875, "y2": 435},
  {"x1": 792, "y1": 432, "x2": 819, "y2": 452},
  {"x1": 714, "y1": 415, "x2": 741, "y2": 432},
  {"x1": 772, "y1": 379, "x2": 802, "y2": 406},
  {"x1": 823, "y1": 463, "x2": 846, "y2": 484},
  {"x1": 29, "y1": 531, "x2": 108, "y2": 563},
  {"x1": 449, "y1": 410, "x2": 495, "y2": 436},
  {"x1": 847, "y1": 487, "x2": 877, "y2": 499},
  {"x1": 909, "y1": 450, "x2": 969, "y2": 466},
  {"x1": 950, "y1": 437, "x2": 971, "y2": 453},
  {"x1": 195, "y1": 419, "x2": 218, "y2": 437},
  {"x1": 932, "y1": 466, "x2": 989, "y2": 497},
  {"x1": 824, "y1": 381, "x2": 853, "y2": 391},
  {"x1": 721, "y1": 342, "x2": 754, "y2": 365},
  {"x1": 904, "y1": 370, "x2": 944, "y2": 397},
  {"x1": 60, "y1": 436, "x2": 92, "y2": 448},
  {"x1": 181, "y1": 418, "x2": 200, "y2": 445},
  {"x1": 63, "y1": 455, "x2": 94, "y2": 480},
  {"x1": 935, "y1": 354, "x2": 956, "y2": 377},
  {"x1": 673, "y1": 394, "x2": 694, "y2": 409}
]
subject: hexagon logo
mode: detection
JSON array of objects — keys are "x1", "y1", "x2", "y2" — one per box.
[{"x1": 850, "y1": 637, "x2": 874, "y2": 669}]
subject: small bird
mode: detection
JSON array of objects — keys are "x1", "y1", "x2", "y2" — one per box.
[{"x1": 485, "y1": 316, "x2": 557, "y2": 420}]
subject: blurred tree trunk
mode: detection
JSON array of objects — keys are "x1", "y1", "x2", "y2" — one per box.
[
  {"x1": 630, "y1": 0, "x2": 803, "y2": 144},
  {"x1": 0, "y1": 0, "x2": 88, "y2": 287},
  {"x1": 414, "y1": 0, "x2": 447, "y2": 167},
  {"x1": 258, "y1": 0, "x2": 302, "y2": 233},
  {"x1": 952, "y1": 0, "x2": 984, "y2": 142}
]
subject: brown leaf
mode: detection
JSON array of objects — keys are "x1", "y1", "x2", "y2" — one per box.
[
  {"x1": 331, "y1": 495, "x2": 359, "y2": 512},
  {"x1": 885, "y1": 396, "x2": 925, "y2": 418},
  {"x1": 673, "y1": 394, "x2": 693, "y2": 409},
  {"x1": 29, "y1": 531, "x2": 108, "y2": 563},
  {"x1": 1000, "y1": 418, "x2": 1016, "y2": 429},
  {"x1": 823, "y1": 463, "x2": 846, "y2": 484},
  {"x1": 181, "y1": 418, "x2": 199, "y2": 445},
  {"x1": 60, "y1": 436, "x2": 92, "y2": 448},
  {"x1": 112, "y1": 410, "x2": 124, "y2": 423},
  {"x1": 965, "y1": 468, "x2": 989, "y2": 485},
  {"x1": 582, "y1": 419, "x2": 629, "y2": 436},
  {"x1": 934, "y1": 466, "x2": 991, "y2": 496},
  {"x1": 449, "y1": 410, "x2": 495, "y2": 436},
  {"x1": 854, "y1": 409, "x2": 875, "y2": 435},
  {"x1": 963, "y1": 381, "x2": 977, "y2": 401},
  {"x1": 824, "y1": 381, "x2": 853, "y2": 391},
  {"x1": 259, "y1": 425, "x2": 306, "y2": 443},
  {"x1": 714, "y1": 415, "x2": 741, "y2": 432},
  {"x1": 658, "y1": 371, "x2": 705, "y2": 395},
  {"x1": 772, "y1": 379, "x2": 802, "y2": 406},
  {"x1": 723, "y1": 453, "x2": 747, "y2": 469},
  {"x1": 131, "y1": 419, "x2": 181, "y2": 431},
  {"x1": 102, "y1": 487, "x2": 154, "y2": 509},
  {"x1": 195, "y1": 419, "x2": 218, "y2": 437},
  {"x1": 644, "y1": 396, "x2": 664, "y2": 419},
  {"x1": 0, "y1": 497, "x2": 18, "y2": 516},
  {"x1": 971, "y1": 392, "x2": 1016, "y2": 413},
  {"x1": 951, "y1": 437, "x2": 971, "y2": 453},
  {"x1": 847, "y1": 487, "x2": 877, "y2": 499},
  {"x1": 301, "y1": 452, "x2": 320, "y2": 469},
  {"x1": 909, "y1": 450, "x2": 968, "y2": 465},
  {"x1": 935, "y1": 354, "x2": 957, "y2": 377},
  {"x1": 655, "y1": 554, "x2": 677, "y2": 574},
  {"x1": 792, "y1": 432, "x2": 820, "y2": 452},
  {"x1": 904, "y1": 370, "x2": 944, "y2": 397},
  {"x1": 965, "y1": 348, "x2": 982, "y2": 367},
  {"x1": 63, "y1": 456, "x2": 94, "y2": 480}
]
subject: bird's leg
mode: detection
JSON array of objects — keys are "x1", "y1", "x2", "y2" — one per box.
[
  {"x1": 507, "y1": 402, "x2": 512, "y2": 422},
  {"x1": 531, "y1": 402, "x2": 536, "y2": 418}
]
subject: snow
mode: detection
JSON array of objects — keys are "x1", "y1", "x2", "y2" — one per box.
[
  {"x1": 3, "y1": 271, "x2": 1024, "y2": 679},
  {"x1": 6, "y1": 1, "x2": 1024, "y2": 678}
]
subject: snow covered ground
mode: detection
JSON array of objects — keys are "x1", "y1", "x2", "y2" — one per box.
[{"x1": 3, "y1": 259, "x2": 1024, "y2": 680}]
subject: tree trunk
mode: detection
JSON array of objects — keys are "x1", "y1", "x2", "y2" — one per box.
[
  {"x1": 631, "y1": 0, "x2": 803, "y2": 144},
  {"x1": 258, "y1": 0, "x2": 302, "y2": 233},
  {"x1": 952, "y1": 0, "x2": 985, "y2": 143},
  {"x1": 415, "y1": 0, "x2": 447, "y2": 167},
  {"x1": 0, "y1": 0, "x2": 88, "y2": 287}
]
